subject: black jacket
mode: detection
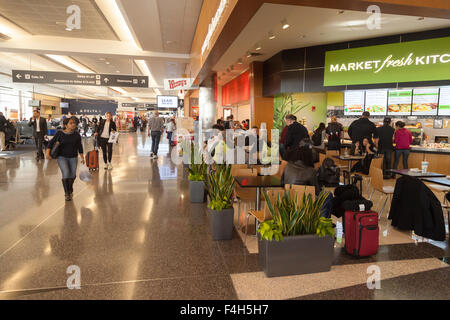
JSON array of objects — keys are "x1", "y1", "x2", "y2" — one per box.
[
  {"x1": 388, "y1": 176, "x2": 446, "y2": 241},
  {"x1": 348, "y1": 118, "x2": 377, "y2": 143},
  {"x1": 376, "y1": 125, "x2": 395, "y2": 151},
  {"x1": 96, "y1": 119, "x2": 117, "y2": 137},
  {"x1": 0, "y1": 115, "x2": 6, "y2": 132},
  {"x1": 28, "y1": 117, "x2": 48, "y2": 136},
  {"x1": 281, "y1": 160, "x2": 320, "y2": 195},
  {"x1": 285, "y1": 122, "x2": 309, "y2": 149}
]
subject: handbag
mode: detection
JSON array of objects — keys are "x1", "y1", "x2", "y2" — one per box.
[{"x1": 50, "y1": 137, "x2": 61, "y2": 159}]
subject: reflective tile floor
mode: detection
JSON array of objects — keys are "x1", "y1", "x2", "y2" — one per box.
[{"x1": 0, "y1": 133, "x2": 449, "y2": 300}]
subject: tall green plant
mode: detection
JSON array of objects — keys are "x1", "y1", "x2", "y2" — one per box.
[
  {"x1": 273, "y1": 93, "x2": 311, "y2": 130},
  {"x1": 258, "y1": 189, "x2": 334, "y2": 241},
  {"x1": 205, "y1": 164, "x2": 235, "y2": 211},
  {"x1": 187, "y1": 142, "x2": 207, "y2": 181}
]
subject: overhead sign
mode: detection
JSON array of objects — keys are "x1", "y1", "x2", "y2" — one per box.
[
  {"x1": 12, "y1": 70, "x2": 148, "y2": 88},
  {"x1": 157, "y1": 95, "x2": 178, "y2": 109},
  {"x1": 324, "y1": 37, "x2": 450, "y2": 86},
  {"x1": 164, "y1": 78, "x2": 194, "y2": 91}
]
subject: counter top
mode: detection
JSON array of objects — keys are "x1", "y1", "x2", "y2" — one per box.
[{"x1": 410, "y1": 145, "x2": 450, "y2": 154}]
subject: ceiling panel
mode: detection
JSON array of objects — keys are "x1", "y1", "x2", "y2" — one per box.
[{"x1": 0, "y1": 0, "x2": 118, "y2": 40}]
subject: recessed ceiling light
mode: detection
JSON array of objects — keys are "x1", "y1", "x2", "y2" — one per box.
[
  {"x1": 116, "y1": 70, "x2": 120, "y2": 73},
  {"x1": 268, "y1": 31, "x2": 275, "y2": 40},
  {"x1": 237, "y1": 58, "x2": 243, "y2": 65},
  {"x1": 65, "y1": 27, "x2": 72, "y2": 31},
  {"x1": 299, "y1": 34, "x2": 306, "y2": 38},
  {"x1": 255, "y1": 43, "x2": 262, "y2": 51},
  {"x1": 105, "y1": 61, "x2": 110, "y2": 65},
  {"x1": 246, "y1": 51, "x2": 252, "y2": 58},
  {"x1": 281, "y1": 19, "x2": 290, "y2": 30}
]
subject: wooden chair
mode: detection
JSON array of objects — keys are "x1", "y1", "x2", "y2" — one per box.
[
  {"x1": 285, "y1": 184, "x2": 316, "y2": 199},
  {"x1": 369, "y1": 167, "x2": 395, "y2": 219},
  {"x1": 232, "y1": 167, "x2": 257, "y2": 230},
  {"x1": 244, "y1": 189, "x2": 285, "y2": 245},
  {"x1": 361, "y1": 155, "x2": 384, "y2": 194}
]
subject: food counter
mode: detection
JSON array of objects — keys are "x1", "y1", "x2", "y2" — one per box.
[{"x1": 409, "y1": 144, "x2": 450, "y2": 175}]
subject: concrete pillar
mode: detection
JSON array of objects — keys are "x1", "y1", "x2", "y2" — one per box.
[{"x1": 199, "y1": 74, "x2": 216, "y2": 130}]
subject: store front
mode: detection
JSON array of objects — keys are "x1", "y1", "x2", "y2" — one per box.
[{"x1": 262, "y1": 28, "x2": 450, "y2": 173}]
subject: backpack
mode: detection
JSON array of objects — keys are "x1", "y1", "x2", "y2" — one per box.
[
  {"x1": 318, "y1": 158, "x2": 340, "y2": 187},
  {"x1": 312, "y1": 130, "x2": 322, "y2": 146}
]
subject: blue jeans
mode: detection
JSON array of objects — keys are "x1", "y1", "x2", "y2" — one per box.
[
  {"x1": 151, "y1": 131, "x2": 161, "y2": 155},
  {"x1": 394, "y1": 149, "x2": 410, "y2": 169},
  {"x1": 167, "y1": 131, "x2": 173, "y2": 145},
  {"x1": 57, "y1": 157, "x2": 78, "y2": 179}
]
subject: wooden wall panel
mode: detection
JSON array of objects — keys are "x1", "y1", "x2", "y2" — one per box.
[{"x1": 251, "y1": 62, "x2": 274, "y2": 133}]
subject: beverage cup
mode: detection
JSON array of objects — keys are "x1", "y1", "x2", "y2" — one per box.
[{"x1": 421, "y1": 161, "x2": 429, "y2": 174}]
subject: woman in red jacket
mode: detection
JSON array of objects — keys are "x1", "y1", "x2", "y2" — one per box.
[{"x1": 393, "y1": 121, "x2": 413, "y2": 170}]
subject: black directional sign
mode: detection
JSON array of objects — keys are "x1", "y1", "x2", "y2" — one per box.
[{"x1": 12, "y1": 70, "x2": 148, "y2": 88}]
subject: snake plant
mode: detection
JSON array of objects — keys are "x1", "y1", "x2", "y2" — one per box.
[
  {"x1": 205, "y1": 164, "x2": 235, "y2": 211},
  {"x1": 187, "y1": 142, "x2": 207, "y2": 181},
  {"x1": 258, "y1": 189, "x2": 334, "y2": 241}
]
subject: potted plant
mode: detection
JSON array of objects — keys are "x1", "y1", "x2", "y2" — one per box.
[
  {"x1": 257, "y1": 189, "x2": 335, "y2": 277},
  {"x1": 205, "y1": 164, "x2": 235, "y2": 240},
  {"x1": 187, "y1": 142, "x2": 208, "y2": 203}
]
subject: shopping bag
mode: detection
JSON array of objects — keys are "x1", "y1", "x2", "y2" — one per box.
[
  {"x1": 79, "y1": 164, "x2": 93, "y2": 183},
  {"x1": 108, "y1": 132, "x2": 119, "y2": 144}
]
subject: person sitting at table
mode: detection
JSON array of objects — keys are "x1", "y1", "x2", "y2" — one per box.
[
  {"x1": 350, "y1": 137, "x2": 377, "y2": 175},
  {"x1": 281, "y1": 141, "x2": 320, "y2": 195}
]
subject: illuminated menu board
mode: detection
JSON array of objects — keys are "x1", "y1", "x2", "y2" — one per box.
[
  {"x1": 388, "y1": 89, "x2": 412, "y2": 116},
  {"x1": 412, "y1": 88, "x2": 439, "y2": 116},
  {"x1": 438, "y1": 87, "x2": 450, "y2": 116},
  {"x1": 344, "y1": 91, "x2": 365, "y2": 115},
  {"x1": 365, "y1": 90, "x2": 388, "y2": 116}
]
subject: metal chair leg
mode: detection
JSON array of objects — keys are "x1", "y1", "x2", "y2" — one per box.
[
  {"x1": 244, "y1": 213, "x2": 250, "y2": 246},
  {"x1": 237, "y1": 199, "x2": 241, "y2": 230},
  {"x1": 379, "y1": 194, "x2": 388, "y2": 220},
  {"x1": 369, "y1": 189, "x2": 375, "y2": 201}
]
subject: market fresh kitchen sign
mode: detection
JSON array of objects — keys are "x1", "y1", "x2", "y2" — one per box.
[{"x1": 324, "y1": 36, "x2": 450, "y2": 86}]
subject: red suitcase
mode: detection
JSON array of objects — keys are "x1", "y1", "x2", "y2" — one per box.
[
  {"x1": 85, "y1": 149, "x2": 99, "y2": 171},
  {"x1": 345, "y1": 210, "x2": 379, "y2": 257}
]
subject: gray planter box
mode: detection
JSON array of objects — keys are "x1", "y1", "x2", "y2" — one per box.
[
  {"x1": 258, "y1": 234, "x2": 334, "y2": 277},
  {"x1": 189, "y1": 180, "x2": 205, "y2": 203},
  {"x1": 209, "y1": 208, "x2": 234, "y2": 240}
]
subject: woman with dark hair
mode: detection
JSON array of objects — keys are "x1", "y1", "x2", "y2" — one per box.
[
  {"x1": 351, "y1": 136, "x2": 377, "y2": 174},
  {"x1": 281, "y1": 140, "x2": 319, "y2": 194},
  {"x1": 312, "y1": 122, "x2": 326, "y2": 149},
  {"x1": 393, "y1": 121, "x2": 412, "y2": 169},
  {"x1": 95, "y1": 112, "x2": 117, "y2": 170},
  {"x1": 46, "y1": 117, "x2": 84, "y2": 201}
]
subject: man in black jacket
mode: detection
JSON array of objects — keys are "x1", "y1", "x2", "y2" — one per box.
[
  {"x1": 375, "y1": 117, "x2": 395, "y2": 178},
  {"x1": 284, "y1": 114, "x2": 309, "y2": 152},
  {"x1": 348, "y1": 111, "x2": 378, "y2": 145},
  {"x1": 0, "y1": 112, "x2": 7, "y2": 151},
  {"x1": 28, "y1": 109, "x2": 48, "y2": 160}
]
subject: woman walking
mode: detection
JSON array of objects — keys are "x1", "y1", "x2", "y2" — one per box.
[
  {"x1": 95, "y1": 112, "x2": 117, "y2": 170},
  {"x1": 46, "y1": 117, "x2": 84, "y2": 201},
  {"x1": 166, "y1": 118, "x2": 176, "y2": 146}
]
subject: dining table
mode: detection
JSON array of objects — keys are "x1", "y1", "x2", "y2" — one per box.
[
  {"x1": 234, "y1": 175, "x2": 283, "y2": 210},
  {"x1": 389, "y1": 169, "x2": 446, "y2": 179}
]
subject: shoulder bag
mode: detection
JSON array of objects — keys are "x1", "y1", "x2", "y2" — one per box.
[{"x1": 50, "y1": 134, "x2": 61, "y2": 159}]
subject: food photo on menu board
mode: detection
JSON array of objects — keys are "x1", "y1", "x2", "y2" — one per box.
[
  {"x1": 365, "y1": 90, "x2": 388, "y2": 115},
  {"x1": 344, "y1": 90, "x2": 365, "y2": 115},
  {"x1": 438, "y1": 87, "x2": 450, "y2": 116},
  {"x1": 412, "y1": 88, "x2": 439, "y2": 116},
  {"x1": 387, "y1": 89, "x2": 412, "y2": 116}
]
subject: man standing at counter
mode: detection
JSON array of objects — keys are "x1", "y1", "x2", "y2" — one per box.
[
  {"x1": 348, "y1": 111, "x2": 378, "y2": 145},
  {"x1": 375, "y1": 117, "x2": 395, "y2": 178}
]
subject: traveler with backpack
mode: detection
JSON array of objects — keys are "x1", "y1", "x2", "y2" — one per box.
[
  {"x1": 312, "y1": 122, "x2": 326, "y2": 150},
  {"x1": 281, "y1": 140, "x2": 320, "y2": 195},
  {"x1": 326, "y1": 116, "x2": 344, "y2": 151},
  {"x1": 318, "y1": 157, "x2": 341, "y2": 188}
]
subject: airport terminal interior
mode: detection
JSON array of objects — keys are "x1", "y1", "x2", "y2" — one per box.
[{"x1": 0, "y1": 0, "x2": 449, "y2": 300}]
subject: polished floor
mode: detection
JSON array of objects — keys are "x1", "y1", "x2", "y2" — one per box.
[{"x1": 0, "y1": 133, "x2": 449, "y2": 300}]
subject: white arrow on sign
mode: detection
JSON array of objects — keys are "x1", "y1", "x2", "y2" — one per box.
[
  {"x1": 104, "y1": 78, "x2": 109, "y2": 83},
  {"x1": 141, "y1": 79, "x2": 146, "y2": 84},
  {"x1": 16, "y1": 74, "x2": 22, "y2": 79}
]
